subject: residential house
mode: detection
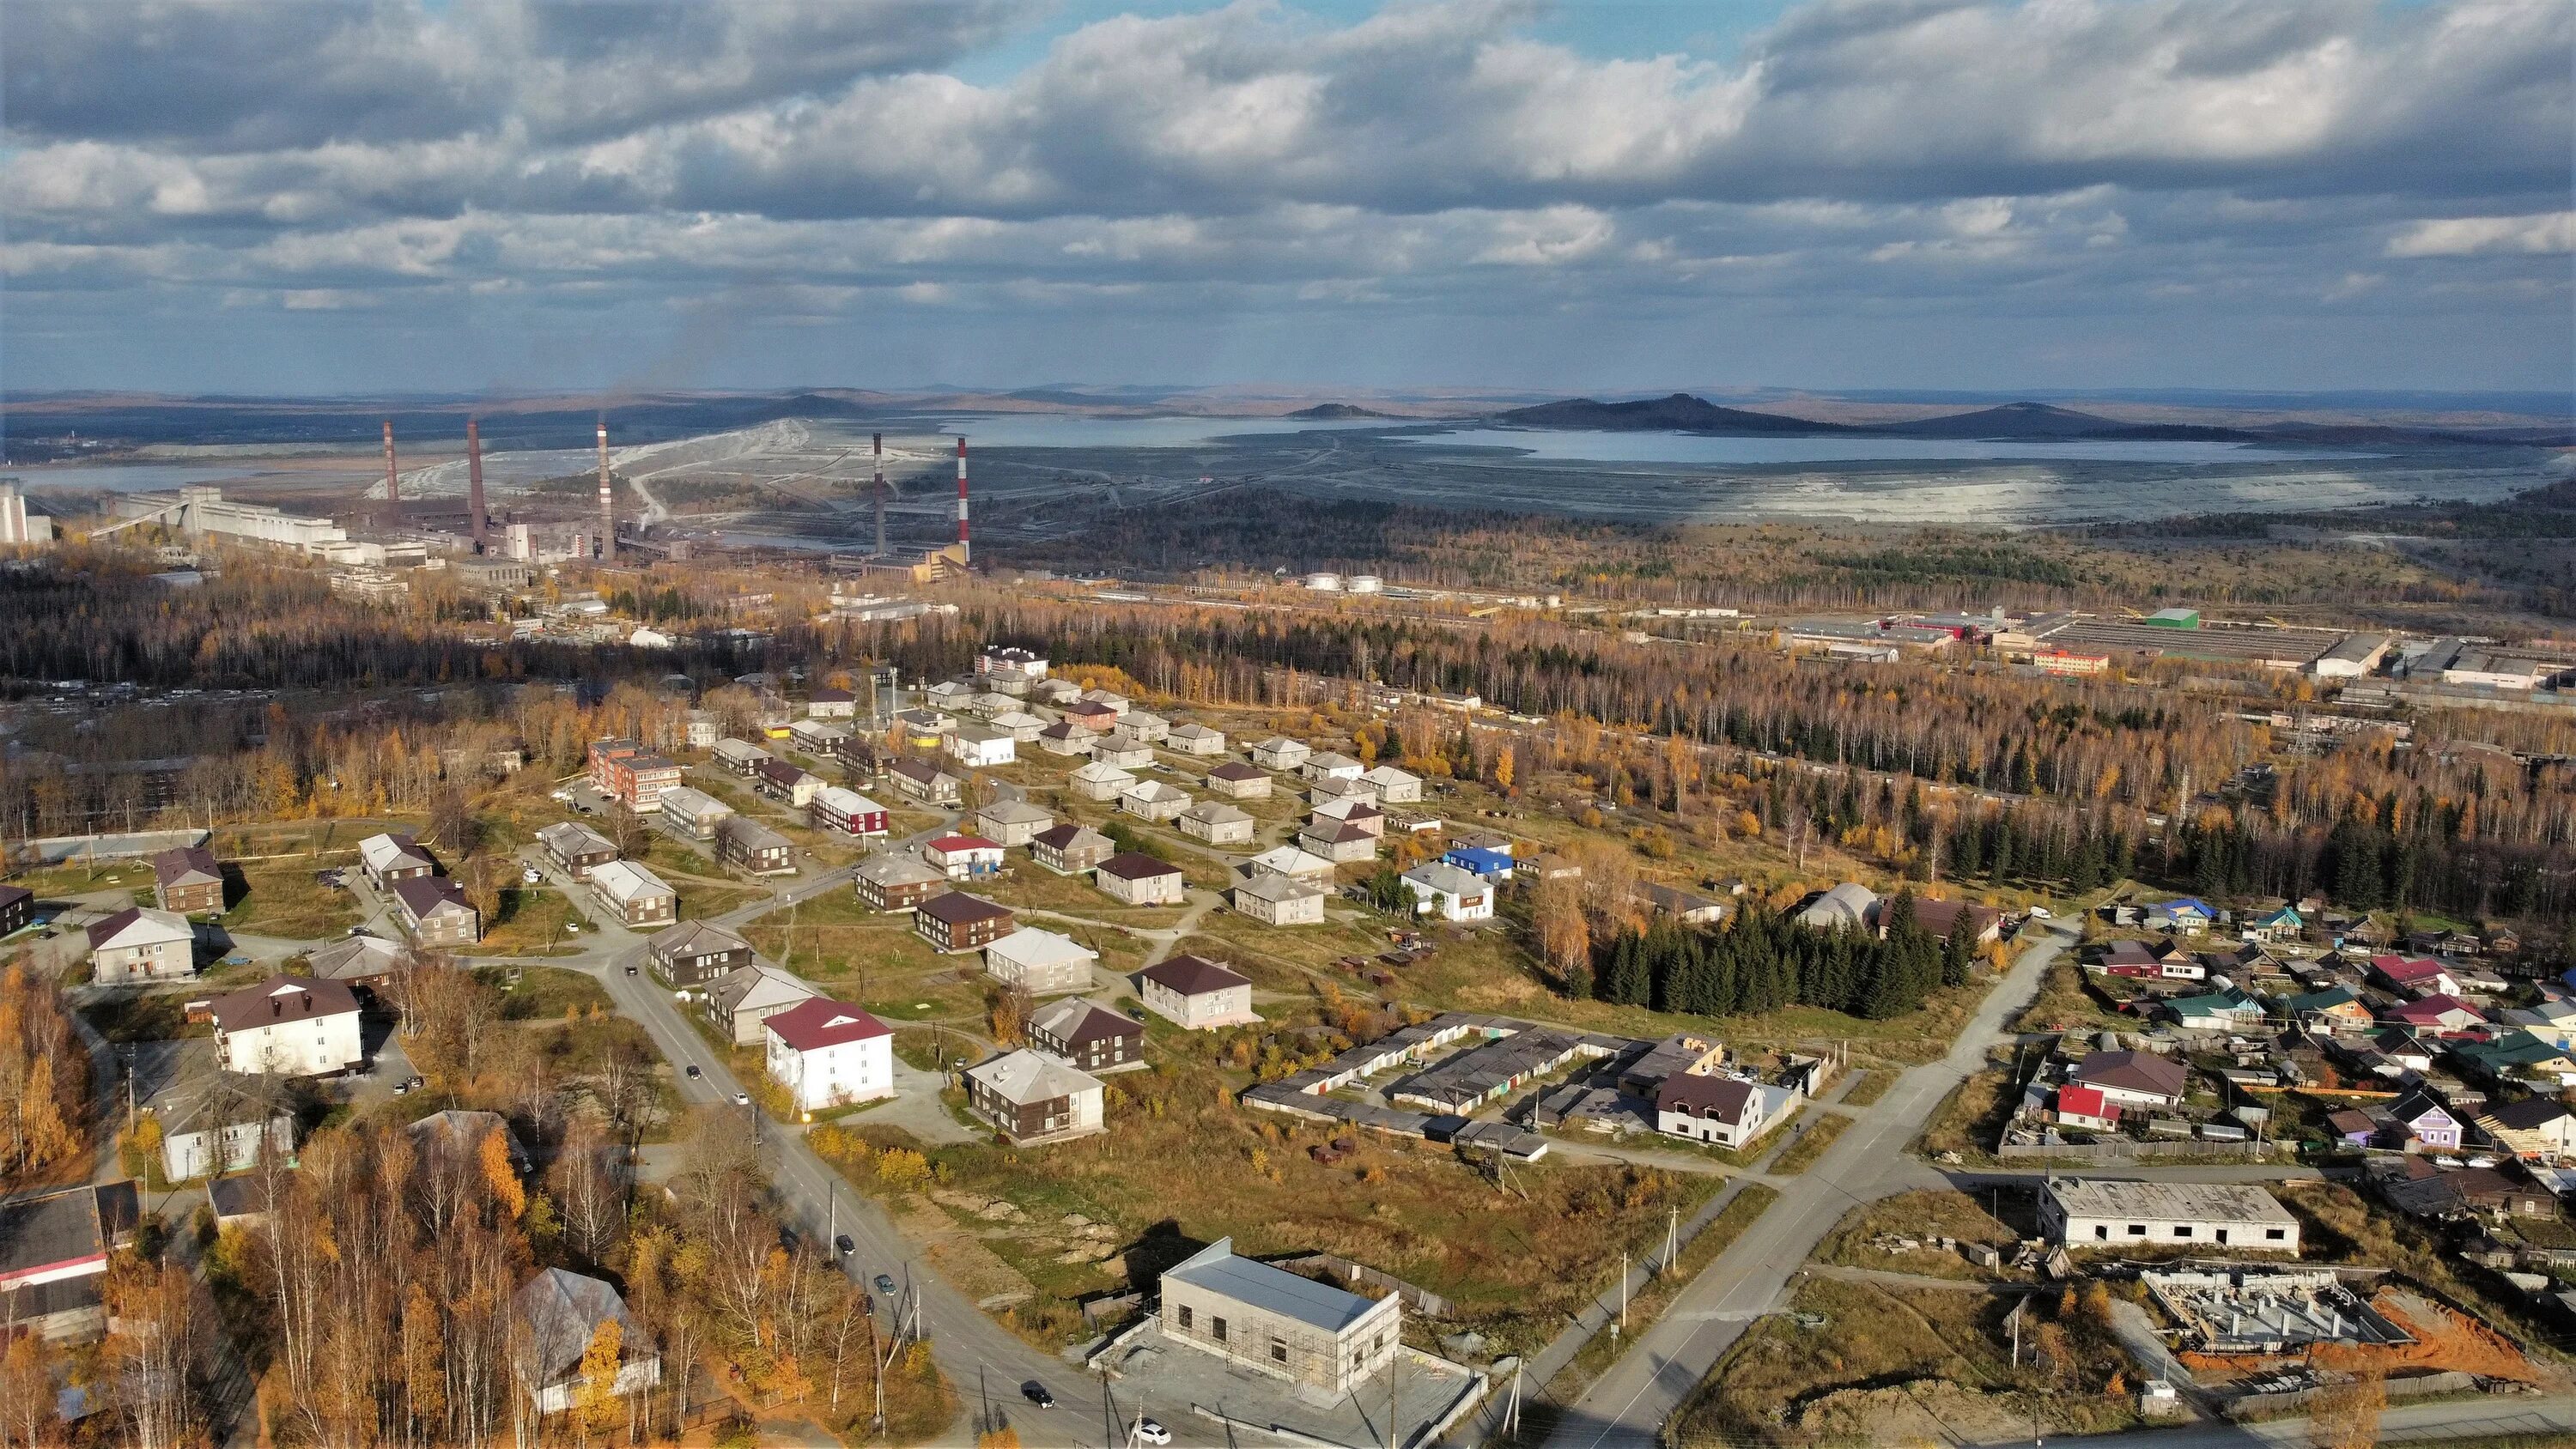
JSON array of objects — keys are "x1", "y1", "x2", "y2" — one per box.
[
  {"x1": 854, "y1": 853, "x2": 945, "y2": 912},
  {"x1": 2503, "y1": 998, "x2": 2576, "y2": 1051},
  {"x1": 884, "y1": 758, "x2": 963, "y2": 807},
  {"x1": 1030, "y1": 823, "x2": 1114, "y2": 876},
  {"x1": 1400, "y1": 863, "x2": 1495, "y2": 922},
  {"x1": 713, "y1": 738, "x2": 771, "y2": 776},
  {"x1": 1077, "y1": 688, "x2": 1130, "y2": 715},
  {"x1": 2451, "y1": 1031, "x2": 2576, "y2": 1089},
  {"x1": 947, "y1": 724, "x2": 1017, "y2": 769},
  {"x1": 975, "y1": 645, "x2": 1049, "y2": 682},
  {"x1": 1028, "y1": 998, "x2": 1146, "y2": 1074},
  {"x1": 210, "y1": 975, "x2": 364, "y2": 1076},
  {"x1": 1166, "y1": 723, "x2": 1226, "y2": 756},
  {"x1": 915, "y1": 893, "x2": 1014, "y2": 953},
  {"x1": 1309, "y1": 797, "x2": 1384, "y2": 837},
  {"x1": 1036, "y1": 721, "x2": 1094, "y2": 756},
  {"x1": 2069, "y1": 1050, "x2": 2191, "y2": 1110},
  {"x1": 656, "y1": 785, "x2": 734, "y2": 840},
  {"x1": 1297, "y1": 819, "x2": 1378, "y2": 864},
  {"x1": 1069, "y1": 761, "x2": 1137, "y2": 801},
  {"x1": 892, "y1": 707, "x2": 955, "y2": 747},
  {"x1": 2480, "y1": 1098, "x2": 2576, "y2": 1161},
  {"x1": 965, "y1": 1050, "x2": 1106, "y2": 1144},
  {"x1": 810, "y1": 785, "x2": 890, "y2": 839},
  {"x1": 1063, "y1": 700, "x2": 1121, "y2": 734},
  {"x1": 307, "y1": 934, "x2": 403, "y2": 984},
  {"x1": 588, "y1": 860, "x2": 676, "y2": 929},
  {"x1": 715, "y1": 817, "x2": 796, "y2": 876},
  {"x1": 1231, "y1": 872, "x2": 1327, "y2": 925},
  {"x1": 537, "y1": 822, "x2": 618, "y2": 880},
  {"x1": 1121, "y1": 781, "x2": 1193, "y2": 822},
  {"x1": 787, "y1": 718, "x2": 852, "y2": 756},
  {"x1": 1361, "y1": 765, "x2": 1423, "y2": 803},
  {"x1": 647, "y1": 920, "x2": 755, "y2": 987},
  {"x1": 2382, "y1": 995, "x2": 2484, "y2": 1033},
  {"x1": 2382, "y1": 1161, "x2": 2555, "y2": 1220},
  {"x1": 923, "y1": 834, "x2": 1006, "y2": 881},
  {"x1": 512, "y1": 1270, "x2": 661, "y2": 1415},
  {"x1": 1202, "y1": 761, "x2": 1273, "y2": 799},
  {"x1": 357, "y1": 832, "x2": 435, "y2": 889},
  {"x1": 2282, "y1": 985, "x2": 2373, "y2": 1032},
  {"x1": 704, "y1": 963, "x2": 817, "y2": 1045},
  {"x1": 2324, "y1": 1109, "x2": 2380, "y2": 1148},
  {"x1": 1157, "y1": 1238, "x2": 1400, "y2": 1394},
  {"x1": 1243, "y1": 845, "x2": 1336, "y2": 884},
  {"x1": 392, "y1": 877, "x2": 482, "y2": 946},
  {"x1": 1137, "y1": 955, "x2": 1259, "y2": 1029},
  {"x1": 85, "y1": 906, "x2": 196, "y2": 984},
  {"x1": 2244, "y1": 904, "x2": 2306, "y2": 942},
  {"x1": 2388, "y1": 1089, "x2": 2464, "y2": 1152},
  {"x1": 763, "y1": 998, "x2": 895, "y2": 1113},
  {"x1": 1656, "y1": 1072, "x2": 1796, "y2": 1149},
  {"x1": 975, "y1": 800, "x2": 1054, "y2": 847},
  {"x1": 756, "y1": 758, "x2": 821, "y2": 809},
  {"x1": 806, "y1": 686, "x2": 857, "y2": 718},
  {"x1": 1249, "y1": 737, "x2": 1311, "y2": 772},
  {"x1": 2166, "y1": 987, "x2": 2264, "y2": 1033},
  {"x1": 1302, "y1": 751, "x2": 1364, "y2": 782},
  {"x1": 2374, "y1": 955, "x2": 2464, "y2": 997},
  {"x1": 1178, "y1": 800, "x2": 1253, "y2": 846},
  {"x1": 150, "y1": 845, "x2": 224, "y2": 914},
  {"x1": 1097, "y1": 852, "x2": 1186, "y2": 906},
  {"x1": 1903, "y1": 898, "x2": 2002, "y2": 945},
  {"x1": 1122, "y1": 712, "x2": 1169, "y2": 743},
  {"x1": 2053, "y1": 1083, "x2": 2123, "y2": 1132},
  {"x1": 1633, "y1": 882, "x2": 1727, "y2": 926},
  {"x1": 2144, "y1": 898, "x2": 2216, "y2": 934},
  {"x1": 0, "y1": 885, "x2": 32, "y2": 937},
  {"x1": 993, "y1": 710, "x2": 1049, "y2": 743},
  {"x1": 1091, "y1": 732, "x2": 1156, "y2": 770},
  {"x1": 983, "y1": 927, "x2": 1098, "y2": 996},
  {"x1": 1308, "y1": 774, "x2": 1377, "y2": 808}
]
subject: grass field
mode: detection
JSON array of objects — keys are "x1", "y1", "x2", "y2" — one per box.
[
  {"x1": 489, "y1": 964, "x2": 612, "y2": 1021},
  {"x1": 1838, "y1": 1070, "x2": 1893, "y2": 1106},
  {"x1": 1813, "y1": 1189, "x2": 2032, "y2": 1281},
  {"x1": 810, "y1": 1023, "x2": 1710, "y2": 1360},
  {"x1": 1768, "y1": 1113, "x2": 1853, "y2": 1175},
  {"x1": 459, "y1": 887, "x2": 580, "y2": 955},
  {"x1": 218, "y1": 859, "x2": 360, "y2": 939}
]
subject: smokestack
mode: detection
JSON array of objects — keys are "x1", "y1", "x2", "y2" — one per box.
[
  {"x1": 872, "y1": 432, "x2": 886, "y2": 557},
  {"x1": 465, "y1": 419, "x2": 488, "y2": 553},
  {"x1": 595, "y1": 415, "x2": 614, "y2": 561},
  {"x1": 955, "y1": 434, "x2": 969, "y2": 565},
  {"x1": 381, "y1": 420, "x2": 400, "y2": 512}
]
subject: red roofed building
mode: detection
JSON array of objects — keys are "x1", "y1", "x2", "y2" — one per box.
[
  {"x1": 2372, "y1": 955, "x2": 2463, "y2": 997},
  {"x1": 2381, "y1": 994, "x2": 2485, "y2": 1033},
  {"x1": 762, "y1": 998, "x2": 894, "y2": 1113},
  {"x1": 2053, "y1": 1083, "x2": 2122, "y2": 1131},
  {"x1": 923, "y1": 834, "x2": 1005, "y2": 880}
]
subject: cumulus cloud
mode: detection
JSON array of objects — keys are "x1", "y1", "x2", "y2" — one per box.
[{"x1": 1, "y1": 0, "x2": 2567, "y2": 391}]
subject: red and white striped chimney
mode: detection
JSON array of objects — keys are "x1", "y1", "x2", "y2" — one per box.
[
  {"x1": 381, "y1": 420, "x2": 400, "y2": 509},
  {"x1": 954, "y1": 434, "x2": 969, "y2": 564},
  {"x1": 595, "y1": 415, "x2": 615, "y2": 561},
  {"x1": 465, "y1": 418, "x2": 488, "y2": 552}
]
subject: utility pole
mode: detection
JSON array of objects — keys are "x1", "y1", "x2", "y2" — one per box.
[
  {"x1": 1665, "y1": 1205, "x2": 1678, "y2": 1276},
  {"x1": 1619, "y1": 1250, "x2": 1628, "y2": 1331}
]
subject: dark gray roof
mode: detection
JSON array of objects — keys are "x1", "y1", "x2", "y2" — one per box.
[{"x1": 513, "y1": 1269, "x2": 646, "y2": 1385}]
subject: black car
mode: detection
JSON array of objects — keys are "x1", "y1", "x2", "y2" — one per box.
[
  {"x1": 684, "y1": 1064, "x2": 702, "y2": 1079},
  {"x1": 1021, "y1": 1382, "x2": 1054, "y2": 1410},
  {"x1": 835, "y1": 1234, "x2": 854, "y2": 1257}
]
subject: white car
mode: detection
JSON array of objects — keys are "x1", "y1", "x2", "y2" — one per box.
[
  {"x1": 522, "y1": 867, "x2": 542, "y2": 885},
  {"x1": 1135, "y1": 1418, "x2": 1171, "y2": 1446}
]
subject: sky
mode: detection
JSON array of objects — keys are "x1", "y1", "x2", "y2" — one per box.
[{"x1": 3, "y1": 0, "x2": 2571, "y2": 399}]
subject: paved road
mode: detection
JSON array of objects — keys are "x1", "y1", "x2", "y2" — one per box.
[
  {"x1": 2030, "y1": 1393, "x2": 2576, "y2": 1447},
  {"x1": 1540, "y1": 922, "x2": 2080, "y2": 1449}
]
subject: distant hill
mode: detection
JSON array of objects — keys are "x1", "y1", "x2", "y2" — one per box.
[
  {"x1": 1497, "y1": 393, "x2": 1835, "y2": 434},
  {"x1": 1880, "y1": 402, "x2": 2132, "y2": 439},
  {"x1": 1285, "y1": 403, "x2": 1399, "y2": 420}
]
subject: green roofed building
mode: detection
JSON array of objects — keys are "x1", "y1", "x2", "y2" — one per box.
[{"x1": 2143, "y1": 608, "x2": 2202, "y2": 629}]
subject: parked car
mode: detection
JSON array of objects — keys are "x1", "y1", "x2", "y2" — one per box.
[
  {"x1": 1021, "y1": 1383, "x2": 1054, "y2": 1410},
  {"x1": 1135, "y1": 1419, "x2": 1171, "y2": 1446},
  {"x1": 873, "y1": 1274, "x2": 897, "y2": 1295},
  {"x1": 522, "y1": 868, "x2": 542, "y2": 885},
  {"x1": 732, "y1": 1091, "x2": 750, "y2": 1107},
  {"x1": 835, "y1": 1234, "x2": 854, "y2": 1257}
]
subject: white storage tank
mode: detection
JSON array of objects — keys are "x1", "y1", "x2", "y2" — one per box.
[
  {"x1": 1346, "y1": 574, "x2": 1383, "y2": 594},
  {"x1": 1303, "y1": 573, "x2": 1344, "y2": 591}
]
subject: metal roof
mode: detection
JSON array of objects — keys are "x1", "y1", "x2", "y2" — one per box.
[{"x1": 1162, "y1": 1238, "x2": 1387, "y2": 1335}]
